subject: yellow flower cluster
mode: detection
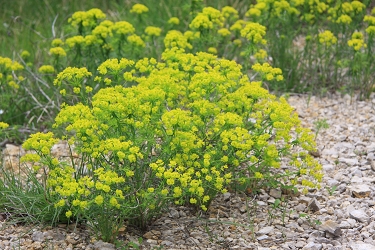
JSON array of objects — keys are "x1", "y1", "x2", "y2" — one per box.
[
  {"x1": 252, "y1": 63, "x2": 283, "y2": 81},
  {"x1": 164, "y1": 30, "x2": 192, "y2": 50},
  {"x1": 22, "y1": 132, "x2": 58, "y2": 155},
  {"x1": 112, "y1": 21, "x2": 136, "y2": 36},
  {"x1": 20, "y1": 50, "x2": 30, "y2": 59},
  {"x1": 49, "y1": 47, "x2": 67, "y2": 57},
  {"x1": 221, "y1": 6, "x2": 239, "y2": 21},
  {"x1": 168, "y1": 17, "x2": 180, "y2": 25},
  {"x1": 38, "y1": 65, "x2": 55, "y2": 74},
  {"x1": 130, "y1": 4, "x2": 149, "y2": 14},
  {"x1": 189, "y1": 7, "x2": 224, "y2": 30},
  {"x1": 318, "y1": 30, "x2": 337, "y2": 47},
  {"x1": 54, "y1": 67, "x2": 92, "y2": 87},
  {"x1": 0, "y1": 56, "x2": 24, "y2": 89},
  {"x1": 0, "y1": 56, "x2": 24, "y2": 71},
  {"x1": 65, "y1": 36, "x2": 86, "y2": 48},
  {"x1": 51, "y1": 38, "x2": 64, "y2": 47},
  {"x1": 240, "y1": 22, "x2": 267, "y2": 45},
  {"x1": 348, "y1": 31, "x2": 367, "y2": 51},
  {"x1": 68, "y1": 8, "x2": 106, "y2": 28},
  {"x1": 127, "y1": 34, "x2": 146, "y2": 47},
  {"x1": 145, "y1": 26, "x2": 162, "y2": 37},
  {"x1": 0, "y1": 122, "x2": 9, "y2": 129}
]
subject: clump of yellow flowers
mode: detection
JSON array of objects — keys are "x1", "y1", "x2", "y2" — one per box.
[{"x1": 22, "y1": 47, "x2": 321, "y2": 237}]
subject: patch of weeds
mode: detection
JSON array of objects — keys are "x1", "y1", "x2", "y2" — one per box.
[
  {"x1": 298, "y1": 213, "x2": 322, "y2": 227},
  {"x1": 115, "y1": 237, "x2": 144, "y2": 250},
  {"x1": 326, "y1": 185, "x2": 337, "y2": 196},
  {"x1": 313, "y1": 118, "x2": 329, "y2": 139}
]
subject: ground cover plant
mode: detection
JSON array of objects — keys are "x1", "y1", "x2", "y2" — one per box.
[{"x1": 0, "y1": 0, "x2": 373, "y2": 244}]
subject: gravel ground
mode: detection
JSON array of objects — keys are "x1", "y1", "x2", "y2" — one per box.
[{"x1": 1, "y1": 93, "x2": 375, "y2": 250}]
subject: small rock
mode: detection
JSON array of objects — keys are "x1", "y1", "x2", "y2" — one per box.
[
  {"x1": 349, "y1": 241, "x2": 375, "y2": 250},
  {"x1": 32, "y1": 231, "x2": 45, "y2": 242},
  {"x1": 269, "y1": 188, "x2": 282, "y2": 199},
  {"x1": 169, "y1": 208, "x2": 180, "y2": 219},
  {"x1": 351, "y1": 184, "x2": 371, "y2": 198},
  {"x1": 223, "y1": 192, "x2": 231, "y2": 201},
  {"x1": 146, "y1": 239, "x2": 158, "y2": 245},
  {"x1": 161, "y1": 240, "x2": 173, "y2": 246},
  {"x1": 366, "y1": 143, "x2": 375, "y2": 152},
  {"x1": 308, "y1": 198, "x2": 321, "y2": 212},
  {"x1": 295, "y1": 203, "x2": 307, "y2": 212},
  {"x1": 339, "y1": 220, "x2": 352, "y2": 229},
  {"x1": 339, "y1": 158, "x2": 359, "y2": 166},
  {"x1": 257, "y1": 235, "x2": 269, "y2": 241},
  {"x1": 143, "y1": 230, "x2": 161, "y2": 240},
  {"x1": 323, "y1": 164, "x2": 335, "y2": 172},
  {"x1": 302, "y1": 242, "x2": 323, "y2": 250},
  {"x1": 296, "y1": 241, "x2": 307, "y2": 248},
  {"x1": 256, "y1": 201, "x2": 267, "y2": 206},
  {"x1": 349, "y1": 210, "x2": 370, "y2": 223},
  {"x1": 351, "y1": 176, "x2": 364, "y2": 183},
  {"x1": 256, "y1": 226, "x2": 274, "y2": 235},
  {"x1": 93, "y1": 240, "x2": 115, "y2": 250},
  {"x1": 320, "y1": 220, "x2": 342, "y2": 236}
]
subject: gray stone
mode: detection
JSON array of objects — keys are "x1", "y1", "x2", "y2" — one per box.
[
  {"x1": 161, "y1": 240, "x2": 173, "y2": 246},
  {"x1": 302, "y1": 242, "x2": 323, "y2": 250},
  {"x1": 257, "y1": 235, "x2": 269, "y2": 241},
  {"x1": 349, "y1": 241, "x2": 375, "y2": 250},
  {"x1": 339, "y1": 158, "x2": 359, "y2": 166},
  {"x1": 256, "y1": 226, "x2": 274, "y2": 235},
  {"x1": 350, "y1": 184, "x2": 371, "y2": 198},
  {"x1": 31, "y1": 231, "x2": 45, "y2": 242},
  {"x1": 269, "y1": 188, "x2": 282, "y2": 198},
  {"x1": 308, "y1": 198, "x2": 321, "y2": 212},
  {"x1": 320, "y1": 220, "x2": 342, "y2": 236},
  {"x1": 323, "y1": 164, "x2": 335, "y2": 172},
  {"x1": 93, "y1": 240, "x2": 115, "y2": 250},
  {"x1": 339, "y1": 221, "x2": 352, "y2": 229},
  {"x1": 349, "y1": 210, "x2": 370, "y2": 223},
  {"x1": 223, "y1": 192, "x2": 231, "y2": 201},
  {"x1": 295, "y1": 203, "x2": 307, "y2": 212},
  {"x1": 366, "y1": 143, "x2": 375, "y2": 152},
  {"x1": 169, "y1": 208, "x2": 180, "y2": 219},
  {"x1": 350, "y1": 176, "x2": 363, "y2": 183}
]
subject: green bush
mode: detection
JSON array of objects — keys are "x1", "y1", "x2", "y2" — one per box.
[
  {"x1": 2, "y1": 0, "x2": 374, "y2": 244},
  {"x1": 18, "y1": 48, "x2": 322, "y2": 242}
]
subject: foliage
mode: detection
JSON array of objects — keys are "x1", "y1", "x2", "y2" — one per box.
[
  {"x1": 2, "y1": 0, "x2": 374, "y2": 244},
  {"x1": 15, "y1": 48, "x2": 322, "y2": 241}
]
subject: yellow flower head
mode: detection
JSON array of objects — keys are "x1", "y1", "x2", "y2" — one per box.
[
  {"x1": 336, "y1": 14, "x2": 352, "y2": 24},
  {"x1": 164, "y1": 30, "x2": 192, "y2": 50},
  {"x1": 20, "y1": 50, "x2": 30, "y2": 59},
  {"x1": 348, "y1": 32, "x2": 366, "y2": 51},
  {"x1": 113, "y1": 21, "x2": 135, "y2": 35},
  {"x1": 168, "y1": 17, "x2": 180, "y2": 25},
  {"x1": 145, "y1": 26, "x2": 162, "y2": 37},
  {"x1": 222, "y1": 6, "x2": 239, "y2": 20},
  {"x1": 38, "y1": 65, "x2": 55, "y2": 74},
  {"x1": 218, "y1": 28, "x2": 231, "y2": 37},
  {"x1": 0, "y1": 122, "x2": 9, "y2": 129},
  {"x1": 240, "y1": 22, "x2": 267, "y2": 44},
  {"x1": 51, "y1": 38, "x2": 64, "y2": 47},
  {"x1": 127, "y1": 34, "x2": 146, "y2": 47},
  {"x1": 49, "y1": 47, "x2": 67, "y2": 57},
  {"x1": 130, "y1": 4, "x2": 149, "y2": 14},
  {"x1": 318, "y1": 30, "x2": 337, "y2": 47}
]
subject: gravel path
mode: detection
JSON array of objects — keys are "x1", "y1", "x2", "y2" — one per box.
[{"x1": 1, "y1": 93, "x2": 375, "y2": 250}]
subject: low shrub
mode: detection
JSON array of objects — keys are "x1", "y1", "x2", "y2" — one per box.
[{"x1": 19, "y1": 48, "x2": 322, "y2": 242}]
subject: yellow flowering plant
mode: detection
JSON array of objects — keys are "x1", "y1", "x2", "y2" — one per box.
[
  {"x1": 2, "y1": 1, "x2": 375, "y2": 244},
  {"x1": 21, "y1": 48, "x2": 321, "y2": 241}
]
